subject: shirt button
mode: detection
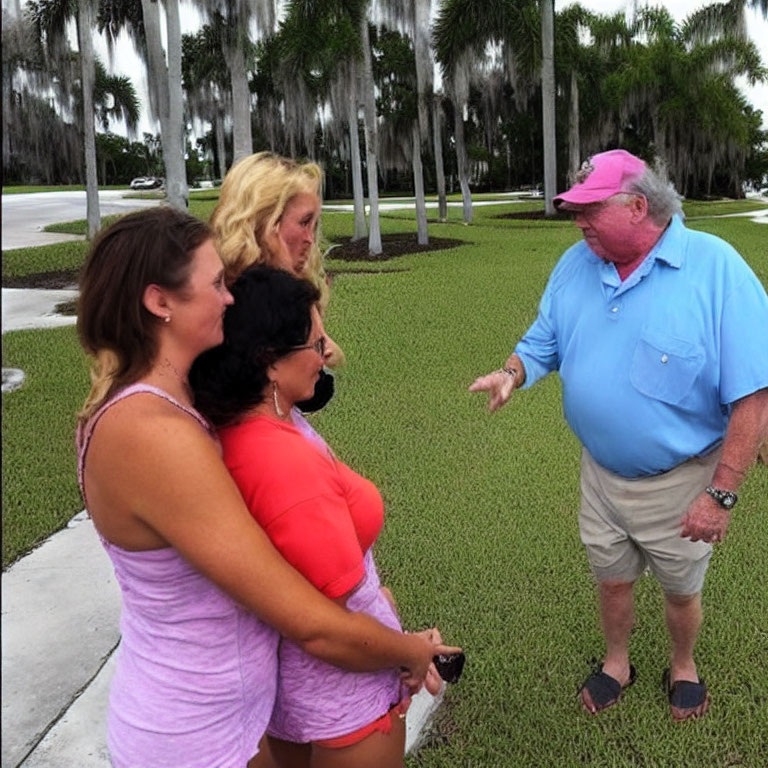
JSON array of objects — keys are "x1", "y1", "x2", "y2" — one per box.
[
  {"x1": 611, "y1": 306, "x2": 619, "y2": 313},
  {"x1": 661, "y1": 354, "x2": 669, "y2": 363}
]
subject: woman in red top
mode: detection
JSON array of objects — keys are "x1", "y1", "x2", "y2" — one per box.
[{"x1": 191, "y1": 267, "x2": 456, "y2": 768}]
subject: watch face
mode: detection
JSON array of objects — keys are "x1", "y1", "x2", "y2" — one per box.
[{"x1": 706, "y1": 487, "x2": 737, "y2": 510}]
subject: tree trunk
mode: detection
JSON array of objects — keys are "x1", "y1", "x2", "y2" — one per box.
[
  {"x1": 215, "y1": 109, "x2": 226, "y2": 180},
  {"x1": 433, "y1": 95, "x2": 447, "y2": 221},
  {"x1": 360, "y1": 14, "x2": 381, "y2": 255},
  {"x1": 652, "y1": 110, "x2": 666, "y2": 165},
  {"x1": 568, "y1": 68, "x2": 580, "y2": 185},
  {"x1": 141, "y1": 0, "x2": 187, "y2": 210},
  {"x1": 164, "y1": 0, "x2": 188, "y2": 209},
  {"x1": 541, "y1": 0, "x2": 557, "y2": 217},
  {"x1": 412, "y1": 121, "x2": 428, "y2": 245},
  {"x1": 348, "y1": 76, "x2": 367, "y2": 241},
  {"x1": 413, "y1": 0, "x2": 432, "y2": 143},
  {"x1": 2, "y1": 71, "x2": 12, "y2": 171},
  {"x1": 453, "y1": 95, "x2": 472, "y2": 224},
  {"x1": 229, "y1": 41, "x2": 252, "y2": 163},
  {"x1": 76, "y1": 2, "x2": 100, "y2": 240}
]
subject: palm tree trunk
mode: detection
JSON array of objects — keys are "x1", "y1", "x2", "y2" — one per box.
[
  {"x1": 141, "y1": 0, "x2": 187, "y2": 210},
  {"x1": 164, "y1": 0, "x2": 188, "y2": 209},
  {"x1": 229, "y1": 41, "x2": 252, "y2": 163},
  {"x1": 2, "y1": 71, "x2": 12, "y2": 171},
  {"x1": 412, "y1": 121, "x2": 428, "y2": 245},
  {"x1": 433, "y1": 96, "x2": 448, "y2": 222},
  {"x1": 347, "y1": 76, "x2": 367, "y2": 241},
  {"x1": 568, "y1": 68, "x2": 580, "y2": 184},
  {"x1": 452, "y1": 95, "x2": 472, "y2": 224},
  {"x1": 76, "y1": 2, "x2": 100, "y2": 240},
  {"x1": 413, "y1": 0, "x2": 432, "y2": 143},
  {"x1": 215, "y1": 109, "x2": 226, "y2": 180},
  {"x1": 541, "y1": 0, "x2": 556, "y2": 217},
  {"x1": 360, "y1": 13, "x2": 382, "y2": 255}
]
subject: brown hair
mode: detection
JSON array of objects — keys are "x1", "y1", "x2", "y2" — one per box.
[{"x1": 77, "y1": 206, "x2": 211, "y2": 424}]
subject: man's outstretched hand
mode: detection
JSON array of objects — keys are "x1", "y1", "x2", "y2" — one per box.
[{"x1": 469, "y1": 370, "x2": 517, "y2": 413}]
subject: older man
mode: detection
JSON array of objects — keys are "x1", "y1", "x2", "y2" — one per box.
[{"x1": 470, "y1": 149, "x2": 768, "y2": 720}]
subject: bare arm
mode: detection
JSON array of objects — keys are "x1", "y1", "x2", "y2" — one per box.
[
  {"x1": 681, "y1": 387, "x2": 768, "y2": 542},
  {"x1": 85, "y1": 398, "x2": 456, "y2": 679}
]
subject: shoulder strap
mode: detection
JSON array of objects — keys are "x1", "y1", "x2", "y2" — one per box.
[{"x1": 77, "y1": 383, "x2": 213, "y2": 499}]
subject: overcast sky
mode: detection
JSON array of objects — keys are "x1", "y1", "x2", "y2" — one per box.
[{"x1": 6, "y1": 0, "x2": 768, "y2": 137}]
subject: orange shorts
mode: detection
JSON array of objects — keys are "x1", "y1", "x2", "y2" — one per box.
[{"x1": 313, "y1": 698, "x2": 411, "y2": 749}]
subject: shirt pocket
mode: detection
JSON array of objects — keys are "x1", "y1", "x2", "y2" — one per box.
[{"x1": 629, "y1": 331, "x2": 705, "y2": 406}]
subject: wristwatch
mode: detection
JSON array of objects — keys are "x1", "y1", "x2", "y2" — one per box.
[{"x1": 705, "y1": 486, "x2": 738, "y2": 510}]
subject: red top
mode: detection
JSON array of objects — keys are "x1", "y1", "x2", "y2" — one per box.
[{"x1": 218, "y1": 415, "x2": 384, "y2": 599}]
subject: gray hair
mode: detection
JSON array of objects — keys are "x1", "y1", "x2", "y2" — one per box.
[{"x1": 626, "y1": 158, "x2": 683, "y2": 226}]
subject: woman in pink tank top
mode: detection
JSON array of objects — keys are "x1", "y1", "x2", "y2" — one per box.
[{"x1": 76, "y1": 208, "x2": 454, "y2": 768}]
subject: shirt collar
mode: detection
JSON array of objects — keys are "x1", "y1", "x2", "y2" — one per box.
[
  {"x1": 648, "y1": 214, "x2": 684, "y2": 269},
  {"x1": 592, "y1": 215, "x2": 684, "y2": 295}
]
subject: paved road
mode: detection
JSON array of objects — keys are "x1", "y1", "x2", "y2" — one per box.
[{"x1": 1, "y1": 190, "x2": 162, "y2": 251}]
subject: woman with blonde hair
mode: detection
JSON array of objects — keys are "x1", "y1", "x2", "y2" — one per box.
[
  {"x1": 211, "y1": 151, "x2": 329, "y2": 306},
  {"x1": 211, "y1": 151, "x2": 343, "y2": 413},
  {"x1": 76, "y1": 206, "x2": 454, "y2": 768}
]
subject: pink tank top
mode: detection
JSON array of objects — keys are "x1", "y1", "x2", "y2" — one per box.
[{"x1": 77, "y1": 383, "x2": 279, "y2": 768}]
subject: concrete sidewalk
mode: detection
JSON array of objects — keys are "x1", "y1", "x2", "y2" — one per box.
[
  {"x1": 1, "y1": 513, "x2": 120, "y2": 768},
  {"x1": 1, "y1": 513, "x2": 442, "y2": 767}
]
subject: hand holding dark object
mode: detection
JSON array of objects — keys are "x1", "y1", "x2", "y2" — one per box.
[
  {"x1": 401, "y1": 628, "x2": 462, "y2": 694},
  {"x1": 432, "y1": 652, "x2": 466, "y2": 684},
  {"x1": 296, "y1": 369, "x2": 335, "y2": 413}
]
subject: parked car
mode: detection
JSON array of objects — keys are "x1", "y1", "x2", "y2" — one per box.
[{"x1": 129, "y1": 176, "x2": 163, "y2": 190}]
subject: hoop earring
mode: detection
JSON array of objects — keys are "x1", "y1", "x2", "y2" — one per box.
[{"x1": 272, "y1": 381, "x2": 285, "y2": 419}]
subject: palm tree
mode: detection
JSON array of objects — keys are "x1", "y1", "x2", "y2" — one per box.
[
  {"x1": 433, "y1": 0, "x2": 540, "y2": 222},
  {"x1": 379, "y1": 0, "x2": 438, "y2": 237},
  {"x1": 280, "y1": 0, "x2": 383, "y2": 253},
  {"x1": 360, "y1": 11, "x2": 383, "y2": 253},
  {"x1": 554, "y1": 3, "x2": 592, "y2": 183},
  {"x1": 98, "y1": 0, "x2": 189, "y2": 210},
  {"x1": 28, "y1": 0, "x2": 103, "y2": 237},
  {"x1": 194, "y1": 1, "x2": 278, "y2": 164},
  {"x1": 276, "y1": 0, "x2": 368, "y2": 240},
  {"x1": 540, "y1": 0, "x2": 556, "y2": 215},
  {"x1": 582, "y1": 2, "x2": 765, "y2": 197},
  {"x1": 182, "y1": 19, "x2": 231, "y2": 181},
  {"x1": 3, "y1": 6, "x2": 84, "y2": 185},
  {"x1": 93, "y1": 60, "x2": 140, "y2": 135}
]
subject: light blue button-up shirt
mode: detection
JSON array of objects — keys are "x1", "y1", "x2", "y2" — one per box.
[{"x1": 515, "y1": 216, "x2": 768, "y2": 477}]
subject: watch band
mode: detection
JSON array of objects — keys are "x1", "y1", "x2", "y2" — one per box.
[
  {"x1": 705, "y1": 486, "x2": 738, "y2": 510},
  {"x1": 501, "y1": 366, "x2": 520, "y2": 386}
]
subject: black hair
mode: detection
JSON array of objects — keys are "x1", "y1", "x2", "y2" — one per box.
[{"x1": 190, "y1": 265, "x2": 321, "y2": 427}]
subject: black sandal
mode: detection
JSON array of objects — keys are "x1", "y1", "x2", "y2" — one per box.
[
  {"x1": 579, "y1": 662, "x2": 637, "y2": 713},
  {"x1": 662, "y1": 668, "x2": 710, "y2": 721}
]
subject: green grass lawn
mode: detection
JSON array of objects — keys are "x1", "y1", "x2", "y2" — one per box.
[{"x1": 2, "y1": 200, "x2": 767, "y2": 766}]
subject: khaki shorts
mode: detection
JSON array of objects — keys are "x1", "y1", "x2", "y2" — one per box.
[{"x1": 579, "y1": 448, "x2": 719, "y2": 595}]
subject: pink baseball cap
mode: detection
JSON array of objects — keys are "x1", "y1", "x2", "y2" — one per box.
[{"x1": 553, "y1": 149, "x2": 646, "y2": 207}]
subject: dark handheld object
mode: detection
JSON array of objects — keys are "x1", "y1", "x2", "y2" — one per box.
[
  {"x1": 296, "y1": 369, "x2": 335, "y2": 413},
  {"x1": 433, "y1": 652, "x2": 465, "y2": 684}
]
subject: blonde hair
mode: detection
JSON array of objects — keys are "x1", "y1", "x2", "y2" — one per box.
[
  {"x1": 211, "y1": 152, "x2": 328, "y2": 303},
  {"x1": 211, "y1": 151, "x2": 345, "y2": 366}
]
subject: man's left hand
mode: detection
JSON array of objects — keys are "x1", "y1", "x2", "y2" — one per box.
[{"x1": 680, "y1": 492, "x2": 731, "y2": 543}]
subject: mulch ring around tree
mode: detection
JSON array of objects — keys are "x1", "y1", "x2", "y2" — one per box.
[
  {"x1": 494, "y1": 209, "x2": 572, "y2": 221},
  {"x1": 327, "y1": 233, "x2": 466, "y2": 262},
  {"x1": 3, "y1": 269, "x2": 80, "y2": 290},
  {"x1": 2, "y1": 233, "x2": 466, "y2": 293}
]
